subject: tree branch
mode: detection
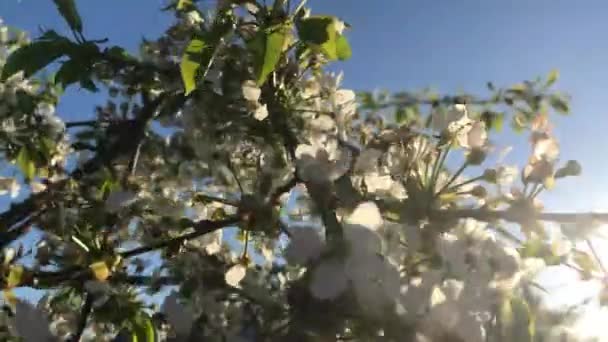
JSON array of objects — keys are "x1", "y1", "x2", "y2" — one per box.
[
  {"x1": 71, "y1": 293, "x2": 93, "y2": 342},
  {"x1": 120, "y1": 216, "x2": 239, "y2": 258}
]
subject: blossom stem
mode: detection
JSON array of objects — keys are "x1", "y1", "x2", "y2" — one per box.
[
  {"x1": 437, "y1": 161, "x2": 468, "y2": 196},
  {"x1": 586, "y1": 238, "x2": 608, "y2": 276},
  {"x1": 444, "y1": 175, "x2": 484, "y2": 194},
  {"x1": 430, "y1": 145, "x2": 450, "y2": 193},
  {"x1": 530, "y1": 184, "x2": 545, "y2": 199}
]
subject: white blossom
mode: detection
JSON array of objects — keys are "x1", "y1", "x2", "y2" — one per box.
[
  {"x1": 496, "y1": 165, "x2": 518, "y2": 186},
  {"x1": 457, "y1": 120, "x2": 487, "y2": 149},
  {"x1": 225, "y1": 264, "x2": 247, "y2": 287},
  {"x1": 253, "y1": 103, "x2": 268, "y2": 121},
  {"x1": 242, "y1": 80, "x2": 261, "y2": 102},
  {"x1": 431, "y1": 104, "x2": 469, "y2": 133}
]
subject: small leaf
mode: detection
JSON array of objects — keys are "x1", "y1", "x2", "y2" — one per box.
[
  {"x1": 2, "y1": 290, "x2": 17, "y2": 307},
  {"x1": 132, "y1": 315, "x2": 157, "y2": 342},
  {"x1": 177, "y1": 0, "x2": 192, "y2": 10},
  {"x1": 297, "y1": 16, "x2": 342, "y2": 61},
  {"x1": 335, "y1": 34, "x2": 352, "y2": 60},
  {"x1": 80, "y1": 78, "x2": 98, "y2": 92},
  {"x1": 550, "y1": 94, "x2": 570, "y2": 114},
  {"x1": 1, "y1": 38, "x2": 72, "y2": 80},
  {"x1": 510, "y1": 297, "x2": 535, "y2": 341},
  {"x1": 7, "y1": 265, "x2": 24, "y2": 288},
  {"x1": 500, "y1": 297, "x2": 534, "y2": 342},
  {"x1": 546, "y1": 69, "x2": 559, "y2": 86},
  {"x1": 180, "y1": 39, "x2": 206, "y2": 95},
  {"x1": 90, "y1": 261, "x2": 111, "y2": 281},
  {"x1": 481, "y1": 111, "x2": 505, "y2": 132},
  {"x1": 555, "y1": 160, "x2": 582, "y2": 178},
  {"x1": 573, "y1": 250, "x2": 598, "y2": 278},
  {"x1": 55, "y1": 59, "x2": 87, "y2": 89},
  {"x1": 250, "y1": 24, "x2": 291, "y2": 85},
  {"x1": 16, "y1": 146, "x2": 36, "y2": 181},
  {"x1": 53, "y1": 0, "x2": 83, "y2": 33}
]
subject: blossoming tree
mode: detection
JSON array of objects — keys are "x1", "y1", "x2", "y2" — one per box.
[{"x1": 0, "y1": 0, "x2": 604, "y2": 341}]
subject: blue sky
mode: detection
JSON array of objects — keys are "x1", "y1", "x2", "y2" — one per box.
[
  {"x1": 2, "y1": 0, "x2": 607, "y2": 212},
  {"x1": 3, "y1": 0, "x2": 608, "y2": 335}
]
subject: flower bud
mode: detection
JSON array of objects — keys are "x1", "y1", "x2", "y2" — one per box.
[
  {"x1": 471, "y1": 185, "x2": 487, "y2": 198},
  {"x1": 483, "y1": 169, "x2": 497, "y2": 183},
  {"x1": 466, "y1": 148, "x2": 487, "y2": 165}
]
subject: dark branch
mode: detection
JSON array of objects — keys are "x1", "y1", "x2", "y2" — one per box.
[
  {"x1": 120, "y1": 216, "x2": 239, "y2": 258},
  {"x1": 71, "y1": 293, "x2": 93, "y2": 342}
]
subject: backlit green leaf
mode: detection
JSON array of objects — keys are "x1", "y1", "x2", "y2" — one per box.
[
  {"x1": 16, "y1": 146, "x2": 36, "y2": 181},
  {"x1": 250, "y1": 24, "x2": 291, "y2": 85},
  {"x1": 180, "y1": 39, "x2": 206, "y2": 95},
  {"x1": 177, "y1": 0, "x2": 192, "y2": 10},
  {"x1": 335, "y1": 34, "x2": 352, "y2": 60},
  {"x1": 546, "y1": 69, "x2": 559, "y2": 87}
]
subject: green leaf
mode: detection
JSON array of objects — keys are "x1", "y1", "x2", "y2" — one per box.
[
  {"x1": 177, "y1": 0, "x2": 192, "y2": 10},
  {"x1": 550, "y1": 94, "x2": 570, "y2": 114},
  {"x1": 546, "y1": 69, "x2": 559, "y2": 87},
  {"x1": 1, "y1": 38, "x2": 72, "y2": 80},
  {"x1": 132, "y1": 316, "x2": 157, "y2": 342},
  {"x1": 500, "y1": 297, "x2": 534, "y2": 342},
  {"x1": 298, "y1": 16, "x2": 335, "y2": 45},
  {"x1": 250, "y1": 24, "x2": 291, "y2": 86},
  {"x1": 335, "y1": 34, "x2": 352, "y2": 60},
  {"x1": 573, "y1": 250, "x2": 598, "y2": 278},
  {"x1": 180, "y1": 38, "x2": 207, "y2": 95},
  {"x1": 297, "y1": 16, "x2": 344, "y2": 61},
  {"x1": 55, "y1": 59, "x2": 86, "y2": 89},
  {"x1": 510, "y1": 298, "x2": 535, "y2": 341},
  {"x1": 79, "y1": 78, "x2": 98, "y2": 92},
  {"x1": 53, "y1": 0, "x2": 83, "y2": 33},
  {"x1": 16, "y1": 146, "x2": 36, "y2": 181},
  {"x1": 481, "y1": 111, "x2": 504, "y2": 132}
]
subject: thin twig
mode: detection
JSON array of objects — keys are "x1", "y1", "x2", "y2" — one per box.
[
  {"x1": 586, "y1": 238, "x2": 608, "y2": 276},
  {"x1": 120, "y1": 216, "x2": 239, "y2": 258},
  {"x1": 71, "y1": 293, "x2": 93, "y2": 342}
]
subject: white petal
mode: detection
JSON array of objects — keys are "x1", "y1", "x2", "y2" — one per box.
[
  {"x1": 309, "y1": 259, "x2": 348, "y2": 300},
  {"x1": 533, "y1": 136, "x2": 559, "y2": 161},
  {"x1": 334, "y1": 89, "x2": 356, "y2": 106},
  {"x1": 254, "y1": 103, "x2": 269, "y2": 121},
  {"x1": 345, "y1": 202, "x2": 383, "y2": 231},
  {"x1": 105, "y1": 191, "x2": 138, "y2": 213},
  {"x1": 429, "y1": 286, "x2": 447, "y2": 307},
  {"x1": 295, "y1": 144, "x2": 319, "y2": 160},
  {"x1": 225, "y1": 264, "x2": 247, "y2": 287},
  {"x1": 242, "y1": 80, "x2": 261, "y2": 102},
  {"x1": 466, "y1": 121, "x2": 487, "y2": 149},
  {"x1": 310, "y1": 115, "x2": 336, "y2": 131}
]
